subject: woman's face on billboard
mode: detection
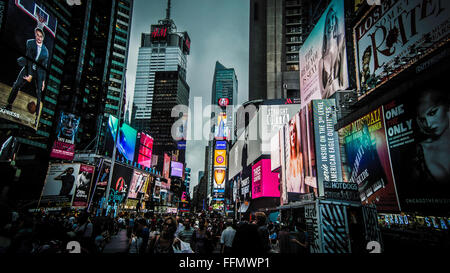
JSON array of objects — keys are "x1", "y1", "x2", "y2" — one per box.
[
  {"x1": 289, "y1": 120, "x2": 297, "y2": 153},
  {"x1": 416, "y1": 91, "x2": 449, "y2": 138}
]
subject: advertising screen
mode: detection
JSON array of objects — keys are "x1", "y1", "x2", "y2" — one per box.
[
  {"x1": 285, "y1": 113, "x2": 303, "y2": 196},
  {"x1": 72, "y1": 164, "x2": 95, "y2": 208},
  {"x1": 171, "y1": 161, "x2": 183, "y2": 178},
  {"x1": 229, "y1": 137, "x2": 244, "y2": 179},
  {"x1": 90, "y1": 160, "x2": 110, "y2": 204},
  {"x1": 300, "y1": 103, "x2": 319, "y2": 194},
  {"x1": 260, "y1": 104, "x2": 300, "y2": 155},
  {"x1": 271, "y1": 127, "x2": 282, "y2": 172},
  {"x1": 214, "y1": 150, "x2": 227, "y2": 168},
  {"x1": 0, "y1": 0, "x2": 57, "y2": 130},
  {"x1": 163, "y1": 153, "x2": 171, "y2": 179},
  {"x1": 109, "y1": 163, "x2": 133, "y2": 205},
  {"x1": 383, "y1": 84, "x2": 450, "y2": 213},
  {"x1": 354, "y1": 0, "x2": 450, "y2": 96},
  {"x1": 247, "y1": 110, "x2": 261, "y2": 166},
  {"x1": 339, "y1": 107, "x2": 400, "y2": 211},
  {"x1": 215, "y1": 112, "x2": 228, "y2": 140},
  {"x1": 312, "y1": 100, "x2": 343, "y2": 197},
  {"x1": 127, "y1": 169, "x2": 149, "y2": 199},
  {"x1": 136, "y1": 132, "x2": 153, "y2": 168},
  {"x1": 105, "y1": 115, "x2": 137, "y2": 162},
  {"x1": 39, "y1": 163, "x2": 81, "y2": 208},
  {"x1": 215, "y1": 140, "x2": 227, "y2": 150},
  {"x1": 214, "y1": 169, "x2": 226, "y2": 189},
  {"x1": 252, "y1": 159, "x2": 280, "y2": 199},
  {"x1": 299, "y1": 0, "x2": 348, "y2": 108},
  {"x1": 50, "y1": 112, "x2": 80, "y2": 160}
]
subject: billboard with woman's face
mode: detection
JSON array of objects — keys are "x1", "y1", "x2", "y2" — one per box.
[
  {"x1": 384, "y1": 83, "x2": 450, "y2": 213},
  {"x1": 299, "y1": 0, "x2": 348, "y2": 109},
  {"x1": 50, "y1": 112, "x2": 80, "y2": 160}
]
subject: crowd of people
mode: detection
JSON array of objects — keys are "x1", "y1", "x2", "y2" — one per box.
[{"x1": 0, "y1": 204, "x2": 310, "y2": 254}]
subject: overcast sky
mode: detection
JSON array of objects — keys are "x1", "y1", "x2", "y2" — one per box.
[{"x1": 125, "y1": 0, "x2": 249, "y2": 197}]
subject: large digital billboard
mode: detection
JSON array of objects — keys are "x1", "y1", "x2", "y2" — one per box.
[
  {"x1": 299, "y1": 0, "x2": 348, "y2": 108},
  {"x1": 0, "y1": 0, "x2": 57, "y2": 130},
  {"x1": 136, "y1": 132, "x2": 153, "y2": 168},
  {"x1": 383, "y1": 83, "x2": 450, "y2": 213},
  {"x1": 50, "y1": 112, "x2": 80, "y2": 160},
  {"x1": 252, "y1": 159, "x2": 280, "y2": 199},
  {"x1": 72, "y1": 164, "x2": 95, "y2": 208},
  {"x1": 171, "y1": 161, "x2": 184, "y2": 178},
  {"x1": 127, "y1": 169, "x2": 149, "y2": 199},
  {"x1": 39, "y1": 163, "x2": 81, "y2": 208},
  {"x1": 215, "y1": 112, "x2": 228, "y2": 140},
  {"x1": 163, "y1": 153, "x2": 171, "y2": 179},
  {"x1": 214, "y1": 169, "x2": 226, "y2": 189},
  {"x1": 214, "y1": 150, "x2": 227, "y2": 168},
  {"x1": 339, "y1": 107, "x2": 400, "y2": 211},
  {"x1": 108, "y1": 163, "x2": 133, "y2": 205},
  {"x1": 105, "y1": 115, "x2": 137, "y2": 162},
  {"x1": 270, "y1": 126, "x2": 282, "y2": 172},
  {"x1": 229, "y1": 137, "x2": 244, "y2": 179},
  {"x1": 354, "y1": 0, "x2": 450, "y2": 97}
]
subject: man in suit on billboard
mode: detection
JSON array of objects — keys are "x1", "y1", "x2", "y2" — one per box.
[{"x1": 6, "y1": 23, "x2": 48, "y2": 125}]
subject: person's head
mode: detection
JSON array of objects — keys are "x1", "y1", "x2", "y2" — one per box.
[
  {"x1": 255, "y1": 212, "x2": 267, "y2": 226},
  {"x1": 322, "y1": 7, "x2": 339, "y2": 56},
  {"x1": 67, "y1": 168, "x2": 74, "y2": 175},
  {"x1": 59, "y1": 113, "x2": 79, "y2": 140},
  {"x1": 34, "y1": 27, "x2": 44, "y2": 45},
  {"x1": 183, "y1": 218, "x2": 191, "y2": 228},
  {"x1": 415, "y1": 88, "x2": 449, "y2": 139},
  {"x1": 162, "y1": 216, "x2": 177, "y2": 239}
]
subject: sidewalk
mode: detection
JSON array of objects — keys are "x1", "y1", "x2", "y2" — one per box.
[{"x1": 102, "y1": 229, "x2": 129, "y2": 254}]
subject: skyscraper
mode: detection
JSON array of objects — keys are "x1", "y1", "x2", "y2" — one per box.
[
  {"x1": 131, "y1": 0, "x2": 190, "y2": 135},
  {"x1": 249, "y1": 0, "x2": 330, "y2": 100}
]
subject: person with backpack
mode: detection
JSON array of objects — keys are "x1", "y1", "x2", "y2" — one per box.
[{"x1": 255, "y1": 212, "x2": 271, "y2": 253}]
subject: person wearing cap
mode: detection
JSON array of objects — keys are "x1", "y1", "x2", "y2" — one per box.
[{"x1": 6, "y1": 23, "x2": 49, "y2": 126}]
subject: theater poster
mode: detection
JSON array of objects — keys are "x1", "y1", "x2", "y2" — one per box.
[
  {"x1": 339, "y1": 107, "x2": 400, "y2": 212},
  {"x1": 72, "y1": 164, "x2": 95, "y2": 208},
  {"x1": 384, "y1": 85, "x2": 450, "y2": 213}
]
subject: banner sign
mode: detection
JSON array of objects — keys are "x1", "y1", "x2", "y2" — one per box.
[
  {"x1": 72, "y1": 164, "x2": 95, "y2": 208},
  {"x1": 354, "y1": 0, "x2": 450, "y2": 96},
  {"x1": 50, "y1": 112, "x2": 80, "y2": 160},
  {"x1": 323, "y1": 181, "x2": 360, "y2": 202}
]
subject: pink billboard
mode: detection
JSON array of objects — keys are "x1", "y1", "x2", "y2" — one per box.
[{"x1": 252, "y1": 159, "x2": 280, "y2": 199}]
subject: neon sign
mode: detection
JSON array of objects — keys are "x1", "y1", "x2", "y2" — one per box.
[{"x1": 151, "y1": 27, "x2": 167, "y2": 38}]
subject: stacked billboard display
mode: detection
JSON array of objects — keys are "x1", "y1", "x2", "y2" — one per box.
[
  {"x1": 354, "y1": 0, "x2": 450, "y2": 96},
  {"x1": 0, "y1": 0, "x2": 57, "y2": 130},
  {"x1": 39, "y1": 163, "x2": 94, "y2": 209},
  {"x1": 136, "y1": 132, "x2": 153, "y2": 168},
  {"x1": 50, "y1": 112, "x2": 80, "y2": 160},
  {"x1": 252, "y1": 159, "x2": 280, "y2": 199},
  {"x1": 105, "y1": 115, "x2": 137, "y2": 162},
  {"x1": 299, "y1": 0, "x2": 349, "y2": 108}
]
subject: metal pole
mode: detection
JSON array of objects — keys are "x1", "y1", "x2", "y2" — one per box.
[{"x1": 103, "y1": 68, "x2": 127, "y2": 216}]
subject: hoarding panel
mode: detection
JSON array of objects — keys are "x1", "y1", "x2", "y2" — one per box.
[
  {"x1": 50, "y1": 112, "x2": 80, "y2": 160},
  {"x1": 39, "y1": 163, "x2": 80, "y2": 208},
  {"x1": 72, "y1": 164, "x2": 95, "y2": 208}
]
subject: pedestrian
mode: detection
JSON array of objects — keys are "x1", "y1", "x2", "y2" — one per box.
[
  {"x1": 140, "y1": 219, "x2": 150, "y2": 254},
  {"x1": 192, "y1": 219, "x2": 212, "y2": 254},
  {"x1": 255, "y1": 212, "x2": 271, "y2": 253},
  {"x1": 231, "y1": 222, "x2": 264, "y2": 254},
  {"x1": 148, "y1": 216, "x2": 180, "y2": 254},
  {"x1": 178, "y1": 218, "x2": 195, "y2": 245},
  {"x1": 74, "y1": 213, "x2": 94, "y2": 253},
  {"x1": 220, "y1": 219, "x2": 236, "y2": 254},
  {"x1": 128, "y1": 232, "x2": 142, "y2": 254}
]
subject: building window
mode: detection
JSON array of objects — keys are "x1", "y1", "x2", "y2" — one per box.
[{"x1": 254, "y1": 2, "x2": 258, "y2": 21}]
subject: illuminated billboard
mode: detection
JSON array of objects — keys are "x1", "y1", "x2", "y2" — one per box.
[
  {"x1": 252, "y1": 159, "x2": 280, "y2": 199},
  {"x1": 0, "y1": 0, "x2": 57, "y2": 130},
  {"x1": 163, "y1": 153, "x2": 171, "y2": 179},
  {"x1": 127, "y1": 169, "x2": 149, "y2": 199},
  {"x1": 214, "y1": 169, "x2": 226, "y2": 189},
  {"x1": 50, "y1": 112, "x2": 80, "y2": 160},
  {"x1": 354, "y1": 0, "x2": 450, "y2": 97},
  {"x1": 171, "y1": 161, "x2": 184, "y2": 178},
  {"x1": 105, "y1": 115, "x2": 137, "y2": 162},
  {"x1": 339, "y1": 107, "x2": 400, "y2": 211},
  {"x1": 383, "y1": 84, "x2": 450, "y2": 213},
  {"x1": 72, "y1": 164, "x2": 95, "y2": 208},
  {"x1": 299, "y1": 0, "x2": 348, "y2": 108},
  {"x1": 108, "y1": 163, "x2": 133, "y2": 205},
  {"x1": 214, "y1": 150, "x2": 227, "y2": 168},
  {"x1": 136, "y1": 132, "x2": 153, "y2": 168},
  {"x1": 39, "y1": 163, "x2": 81, "y2": 208},
  {"x1": 215, "y1": 112, "x2": 228, "y2": 140}
]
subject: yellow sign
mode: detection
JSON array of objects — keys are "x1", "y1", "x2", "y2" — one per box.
[
  {"x1": 214, "y1": 150, "x2": 227, "y2": 167},
  {"x1": 214, "y1": 169, "x2": 226, "y2": 186}
]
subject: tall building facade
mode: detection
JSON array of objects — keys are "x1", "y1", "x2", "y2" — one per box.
[
  {"x1": 131, "y1": 8, "x2": 190, "y2": 134},
  {"x1": 249, "y1": 0, "x2": 330, "y2": 100},
  {"x1": 206, "y1": 62, "x2": 238, "y2": 205}
]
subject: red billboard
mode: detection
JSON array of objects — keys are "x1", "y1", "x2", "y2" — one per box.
[{"x1": 136, "y1": 132, "x2": 153, "y2": 168}]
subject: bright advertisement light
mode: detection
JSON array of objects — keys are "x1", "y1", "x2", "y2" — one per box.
[{"x1": 252, "y1": 159, "x2": 280, "y2": 199}]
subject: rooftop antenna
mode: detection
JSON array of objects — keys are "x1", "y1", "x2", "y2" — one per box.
[{"x1": 159, "y1": 0, "x2": 176, "y2": 32}]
